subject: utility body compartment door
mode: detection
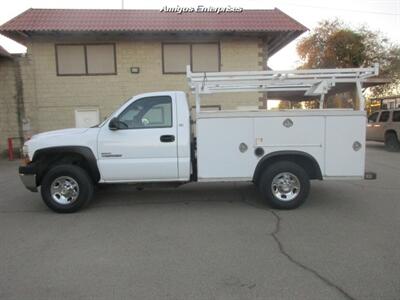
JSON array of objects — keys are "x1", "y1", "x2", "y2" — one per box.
[
  {"x1": 325, "y1": 115, "x2": 366, "y2": 177},
  {"x1": 254, "y1": 116, "x2": 325, "y2": 174},
  {"x1": 97, "y1": 93, "x2": 178, "y2": 182},
  {"x1": 197, "y1": 117, "x2": 255, "y2": 179}
]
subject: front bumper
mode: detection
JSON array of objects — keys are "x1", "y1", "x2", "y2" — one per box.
[{"x1": 19, "y1": 165, "x2": 38, "y2": 192}]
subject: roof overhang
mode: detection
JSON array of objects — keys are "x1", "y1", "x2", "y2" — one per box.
[
  {"x1": 0, "y1": 8, "x2": 307, "y2": 54},
  {"x1": 0, "y1": 45, "x2": 12, "y2": 58},
  {"x1": 0, "y1": 29, "x2": 305, "y2": 57}
]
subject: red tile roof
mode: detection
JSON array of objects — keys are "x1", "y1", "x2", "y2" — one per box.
[{"x1": 0, "y1": 8, "x2": 307, "y2": 33}]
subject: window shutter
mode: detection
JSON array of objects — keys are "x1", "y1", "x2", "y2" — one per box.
[
  {"x1": 56, "y1": 45, "x2": 86, "y2": 75},
  {"x1": 86, "y1": 44, "x2": 116, "y2": 74},
  {"x1": 192, "y1": 43, "x2": 219, "y2": 72},
  {"x1": 163, "y1": 44, "x2": 191, "y2": 73}
]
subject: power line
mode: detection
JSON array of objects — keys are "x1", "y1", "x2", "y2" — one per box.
[{"x1": 278, "y1": 1, "x2": 400, "y2": 16}]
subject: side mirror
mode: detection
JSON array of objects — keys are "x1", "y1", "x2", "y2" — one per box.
[{"x1": 109, "y1": 117, "x2": 120, "y2": 131}]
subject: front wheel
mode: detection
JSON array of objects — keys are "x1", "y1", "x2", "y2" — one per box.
[
  {"x1": 258, "y1": 161, "x2": 310, "y2": 209},
  {"x1": 385, "y1": 132, "x2": 400, "y2": 152},
  {"x1": 40, "y1": 165, "x2": 94, "y2": 213}
]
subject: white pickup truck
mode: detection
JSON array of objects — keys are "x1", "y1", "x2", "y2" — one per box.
[{"x1": 19, "y1": 66, "x2": 378, "y2": 213}]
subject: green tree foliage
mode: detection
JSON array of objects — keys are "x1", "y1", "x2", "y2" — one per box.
[{"x1": 297, "y1": 20, "x2": 400, "y2": 96}]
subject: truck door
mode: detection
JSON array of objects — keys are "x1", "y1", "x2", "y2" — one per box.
[
  {"x1": 366, "y1": 111, "x2": 379, "y2": 141},
  {"x1": 376, "y1": 111, "x2": 390, "y2": 142},
  {"x1": 97, "y1": 94, "x2": 178, "y2": 182}
]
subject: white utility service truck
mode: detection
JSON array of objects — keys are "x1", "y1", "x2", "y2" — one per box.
[{"x1": 19, "y1": 65, "x2": 378, "y2": 213}]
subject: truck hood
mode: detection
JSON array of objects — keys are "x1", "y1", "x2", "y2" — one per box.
[
  {"x1": 31, "y1": 128, "x2": 90, "y2": 139},
  {"x1": 25, "y1": 127, "x2": 100, "y2": 160}
]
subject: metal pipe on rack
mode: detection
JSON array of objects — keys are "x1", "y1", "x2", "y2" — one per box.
[{"x1": 187, "y1": 64, "x2": 379, "y2": 113}]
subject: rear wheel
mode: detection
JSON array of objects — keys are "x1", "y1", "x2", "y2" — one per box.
[
  {"x1": 385, "y1": 132, "x2": 400, "y2": 152},
  {"x1": 258, "y1": 161, "x2": 310, "y2": 209},
  {"x1": 40, "y1": 165, "x2": 93, "y2": 213}
]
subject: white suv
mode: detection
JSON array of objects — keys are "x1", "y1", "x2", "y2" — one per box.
[{"x1": 367, "y1": 109, "x2": 400, "y2": 151}]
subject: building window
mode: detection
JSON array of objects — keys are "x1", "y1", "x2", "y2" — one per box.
[
  {"x1": 55, "y1": 44, "x2": 116, "y2": 76},
  {"x1": 162, "y1": 42, "x2": 220, "y2": 74},
  {"x1": 192, "y1": 44, "x2": 220, "y2": 72},
  {"x1": 56, "y1": 45, "x2": 86, "y2": 75}
]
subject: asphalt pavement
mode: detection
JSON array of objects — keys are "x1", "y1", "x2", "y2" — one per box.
[{"x1": 0, "y1": 142, "x2": 399, "y2": 300}]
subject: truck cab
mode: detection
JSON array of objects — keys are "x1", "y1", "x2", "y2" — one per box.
[
  {"x1": 20, "y1": 91, "x2": 191, "y2": 212},
  {"x1": 96, "y1": 91, "x2": 191, "y2": 182}
]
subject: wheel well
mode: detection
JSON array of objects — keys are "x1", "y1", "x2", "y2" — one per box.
[
  {"x1": 385, "y1": 130, "x2": 398, "y2": 138},
  {"x1": 253, "y1": 152, "x2": 322, "y2": 183},
  {"x1": 33, "y1": 148, "x2": 100, "y2": 185}
]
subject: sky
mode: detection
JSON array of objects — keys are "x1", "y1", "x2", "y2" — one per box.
[{"x1": 0, "y1": 0, "x2": 399, "y2": 70}]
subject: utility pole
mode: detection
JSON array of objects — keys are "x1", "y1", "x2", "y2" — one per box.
[{"x1": 121, "y1": 0, "x2": 124, "y2": 9}]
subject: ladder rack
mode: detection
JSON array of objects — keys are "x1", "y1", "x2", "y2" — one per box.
[{"x1": 186, "y1": 64, "x2": 379, "y2": 113}]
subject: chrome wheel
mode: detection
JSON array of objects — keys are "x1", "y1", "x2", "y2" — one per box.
[
  {"x1": 50, "y1": 176, "x2": 80, "y2": 205},
  {"x1": 271, "y1": 172, "x2": 301, "y2": 201}
]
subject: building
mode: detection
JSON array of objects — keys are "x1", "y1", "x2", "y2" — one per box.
[
  {"x1": 0, "y1": 8, "x2": 307, "y2": 153},
  {"x1": 0, "y1": 46, "x2": 21, "y2": 153},
  {"x1": 369, "y1": 95, "x2": 400, "y2": 113}
]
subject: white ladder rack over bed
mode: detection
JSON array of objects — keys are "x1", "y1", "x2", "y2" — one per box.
[{"x1": 186, "y1": 64, "x2": 379, "y2": 113}]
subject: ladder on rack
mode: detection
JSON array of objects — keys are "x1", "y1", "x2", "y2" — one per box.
[{"x1": 186, "y1": 64, "x2": 379, "y2": 113}]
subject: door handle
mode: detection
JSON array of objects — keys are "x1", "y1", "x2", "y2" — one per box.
[{"x1": 160, "y1": 135, "x2": 175, "y2": 143}]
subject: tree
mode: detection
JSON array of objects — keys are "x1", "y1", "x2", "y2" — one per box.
[
  {"x1": 297, "y1": 20, "x2": 400, "y2": 97},
  {"x1": 278, "y1": 100, "x2": 302, "y2": 109},
  {"x1": 278, "y1": 100, "x2": 319, "y2": 109}
]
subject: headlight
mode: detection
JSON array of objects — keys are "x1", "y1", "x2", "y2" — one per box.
[{"x1": 22, "y1": 145, "x2": 29, "y2": 156}]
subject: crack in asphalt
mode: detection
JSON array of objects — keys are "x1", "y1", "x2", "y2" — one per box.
[{"x1": 234, "y1": 183, "x2": 356, "y2": 300}]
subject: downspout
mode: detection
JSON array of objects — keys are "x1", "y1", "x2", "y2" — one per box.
[{"x1": 13, "y1": 57, "x2": 25, "y2": 146}]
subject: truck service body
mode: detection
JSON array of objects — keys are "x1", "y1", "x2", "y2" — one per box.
[{"x1": 19, "y1": 65, "x2": 378, "y2": 212}]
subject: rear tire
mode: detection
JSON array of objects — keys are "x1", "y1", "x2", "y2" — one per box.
[
  {"x1": 40, "y1": 165, "x2": 93, "y2": 213},
  {"x1": 258, "y1": 161, "x2": 310, "y2": 209},
  {"x1": 385, "y1": 132, "x2": 400, "y2": 152}
]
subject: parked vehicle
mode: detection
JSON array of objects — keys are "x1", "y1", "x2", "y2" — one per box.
[
  {"x1": 367, "y1": 109, "x2": 400, "y2": 151},
  {"x1": 19, "y1": 65, "x2": 378, "y2": 213}
]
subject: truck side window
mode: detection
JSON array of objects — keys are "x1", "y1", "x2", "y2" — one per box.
[
  {"x1": 379, "y1": 111, "x2": 390, "y2": 122},
  {"x1": 368, "y1": 112, "x2": 379, "y2": 123},
  {"x1": 393, "y1": 111, "x2": 400, "y2": 122},
  {"x1": 118, "y1": 96, "x2": 172, "y2": 129}
]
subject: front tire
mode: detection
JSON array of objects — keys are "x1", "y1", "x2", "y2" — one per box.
[
  {"x1": 258, "y1": 161, "x2": 310, "y2": 209},
  {"x1": 385, "y1": 132, "x2": 400, "y2": 152},
  {"x1": 40, "y1": 165, "x2": 94, "y2": 213}
]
